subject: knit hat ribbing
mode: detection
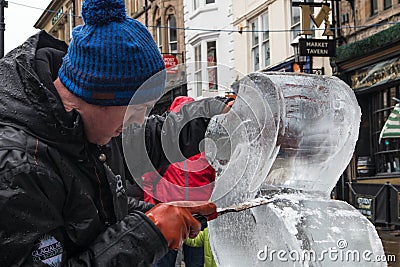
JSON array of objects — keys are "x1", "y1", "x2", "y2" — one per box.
[{"x1": 58, "y1": 0, "x2": 166, "y2": 106}]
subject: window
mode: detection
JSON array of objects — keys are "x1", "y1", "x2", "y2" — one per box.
[
  {"x1": 207, "y1": 41, "x2": 218, "y2": 91},
  {"x1": 250, "y1": 20, "x2": 260, "y2": 71},
  {"x1": 372, "y1": 86, "x2": 400, "y2": 174},
  {"x1": 156, "y1": 20, "x2": 162, "y2": 52},
  {"x1": 291, "y1": 1, "x2": 301, "y2": 40},
  {"x1": 167, "y1": 15, "x2": 178, "y2": 53},
  {"x1": 194, "y1": 45, "x2": 202, "y2": 96},
  {"x1": 193, "y1": 0, "x2": 200, "y2": 10},
  {"x1": 68, "y1": 6, "x2": 74, "y2": 42},
  {"x1": 262, "y1": 13, "x2": 270, "y2": 67},
  {"x1": 384, "y1": 0, "x2": 392, "y2": 9},
  {"x1": 250, "y1": 12, "x2": 270, "y2": 71},
  {"x1": 194, "y1": 0, "x2": 214, "y2": 11},
  {"x1": 131, "y1": 0, "x2": 142, "y2": 14},
  {"x1": 76, "y1": 0, "x2": 82, "y2": 16},
  {"x1": 124, "y1": 0, "x2": 130, "y2": 12},
  {"x1": 291, "y1": 0, "x2": 315, "y2": 39},
  {"x1": 370, "y1": 0, "x2": 378, "y2": 16}
]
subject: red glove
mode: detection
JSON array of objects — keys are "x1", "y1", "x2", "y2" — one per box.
[{"x1": 145, "y1": 201, "x2": 216, "y2": 250}]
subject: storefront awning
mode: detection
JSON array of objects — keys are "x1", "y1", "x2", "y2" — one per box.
[{"x1": 379, "y1": 103, "x2": 400, "y2": 143}]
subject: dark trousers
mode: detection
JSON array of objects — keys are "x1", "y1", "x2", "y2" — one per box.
[
  {"x1": 183, "y1": 244, "x2": 204, "y2": 267},
  {"x1": 153, "y1": 250, "x2": 178, "y2": 267}
]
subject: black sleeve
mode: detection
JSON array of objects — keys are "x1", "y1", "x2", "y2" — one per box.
[
  {"x1": 65, "y1": 212, "x2": 167, "y2": 267},
  {"x1": 124, "y1": 97, "x2": 226, "y2": 179},
  {"x1": 127, "y1": 197, "x2": 154, "y2": 213},
  {"x1": 0, "y1": 167, "x2": 167, "y2": 267}
]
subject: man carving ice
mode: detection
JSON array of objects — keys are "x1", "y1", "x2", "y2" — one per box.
[{"x1": 0, "y1": 0, "x2": 231, "y2": 265}]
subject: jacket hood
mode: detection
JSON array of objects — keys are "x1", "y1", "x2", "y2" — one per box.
[
  {"x1": 167, "y1": 96, "x2": 195, "y2": 113},
  {"x1": 0, "y1": 31, "x2": 87, "y2": 159}
]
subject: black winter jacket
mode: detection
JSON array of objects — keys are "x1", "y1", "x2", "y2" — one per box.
[{"x1": 0, "y1": 31, "x2": 225, "y2": 266}]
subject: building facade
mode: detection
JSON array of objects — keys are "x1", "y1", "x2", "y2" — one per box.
[
  {"x1": 333, "y1": 1, "x2": 400, "y2": 184},
  {"x1": 131, "y1": 0, "x2": 187, "y2": 113},
  {"x1": 232, "y1": 0, "x2": 333, "y2": 76},
  {"x1": 34, "y1": 0, "x2": 75, "y2": 44},
  {"x1": 332, "y1": 1, "x2": 400, "y2": 227},
  {"x1": 183, "y1": 0, "x2": 236, "y2": 98}
]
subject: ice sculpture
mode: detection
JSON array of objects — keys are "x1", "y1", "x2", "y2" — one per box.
[{"x1": 206, "y1": 72, "x2": 386, "y2": 266}]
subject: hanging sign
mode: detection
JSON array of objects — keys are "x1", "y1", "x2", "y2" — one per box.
[
  {"x1": 299, "y1": 38, "x2": 335, "y2": 57},
  {"x1": 163, "y1": 54, "x2": 179, "y2": 74},
  {"x1": 292, "y1": 2, "x2": 334, "y2": 37}
]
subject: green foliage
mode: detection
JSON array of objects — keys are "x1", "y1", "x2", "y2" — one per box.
[{"x1": 335, "y1": 23, "x2": 400, "y2": 62}]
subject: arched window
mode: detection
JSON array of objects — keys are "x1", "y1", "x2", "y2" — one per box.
[
  {"x1": 156, "y1": 19, "x2": 162, "y2": 52},
  {"x1": 167, "y1": 15, "x2": 178, "y2": 54},
  {"x1": 153, "y1": 7, "x2": 162, "y2": 52}
]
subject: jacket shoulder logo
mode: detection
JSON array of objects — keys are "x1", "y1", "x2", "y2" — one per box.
[{"x1": 32, "y1": 235, "x2": 63, "y2": 266}]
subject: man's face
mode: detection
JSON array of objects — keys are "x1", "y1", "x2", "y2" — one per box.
[{"x1": 81, "y1": 101, "x2": 154, "y2": 145}]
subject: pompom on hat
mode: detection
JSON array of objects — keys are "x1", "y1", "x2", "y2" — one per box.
[{"x1": 58, "y1": 0, "x2": 166, "y2": 106}]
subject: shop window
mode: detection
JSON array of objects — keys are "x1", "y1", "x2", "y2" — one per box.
[
  {"x1": 384, "y1": 0, "x2": 392, "y2": 9},
  {"x1": 370, "y1": 0, "x2": 378, "y2": 16},
  {"x1": 207, "y1": 41, "x2": 218, "y2": 91},
  {"x1": 372, "y1": 85, "x2": 400, "y2": 174},
  {"x1": 167, "y1": 15, "x2": 178, "y2": 54}
]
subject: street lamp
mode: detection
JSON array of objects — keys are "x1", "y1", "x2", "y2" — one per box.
[{"x1": 291, "y1": 35, "x2": 307, "y2": 73}]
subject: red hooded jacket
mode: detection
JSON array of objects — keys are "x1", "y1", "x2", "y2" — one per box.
[{"x1": 143, "y1": 96, "x2": 216, "y2": 204}]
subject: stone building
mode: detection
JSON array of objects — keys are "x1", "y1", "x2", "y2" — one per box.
[
  {"x1": 34, "y1": 0, "x2": 75, "y2": 44},
  {"x1": 130, "y1": 0, "x2": 187, "y2": 113}
]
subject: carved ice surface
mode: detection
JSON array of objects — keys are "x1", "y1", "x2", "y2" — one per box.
[
  {"x1": 264, "y1": 73, "x2": 361, "y2": 195},
  {"x1": 207, "y1": 72, "x2": 386, "y2": 266},
  {"x1": 205, "y1": 74, "x2": 281, "y2": 206}
]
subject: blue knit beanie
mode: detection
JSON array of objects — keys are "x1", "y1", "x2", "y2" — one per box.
[{"x1": 58, "y1": 0, "x2": 166, "y2": 106}]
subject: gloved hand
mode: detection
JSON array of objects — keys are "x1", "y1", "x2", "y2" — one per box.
[
  {"x1": 145, "y1": 201, "x2": 216, "y2": 250},
  {"x1": 214, "y1": 96, "x2": 235, "y2": 114}
]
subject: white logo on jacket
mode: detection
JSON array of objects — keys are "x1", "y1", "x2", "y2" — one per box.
[{"x1": 32, "y1": 235, "x2": 63, "y2": 266}]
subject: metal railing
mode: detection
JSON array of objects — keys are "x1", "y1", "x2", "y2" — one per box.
[{"x1": 346, "y1": 182, "x2": 400, "y2": 228}]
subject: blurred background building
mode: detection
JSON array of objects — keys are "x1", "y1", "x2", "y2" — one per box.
[{"x1": 331, "y1": 0, "x2": 400, "y2": 230}]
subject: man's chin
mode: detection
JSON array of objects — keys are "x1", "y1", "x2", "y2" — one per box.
[{"x1": 88, "y1": 137, "x2": 112, "y2": 146}]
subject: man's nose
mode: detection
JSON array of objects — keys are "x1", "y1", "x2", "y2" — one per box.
[{"x1": 124, "y1": 109, "x2": 146, "y2": 125}]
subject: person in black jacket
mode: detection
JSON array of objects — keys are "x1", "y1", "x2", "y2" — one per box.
[{"x1": 0, "y1": 0, "x2": 226, "y2": 266}]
